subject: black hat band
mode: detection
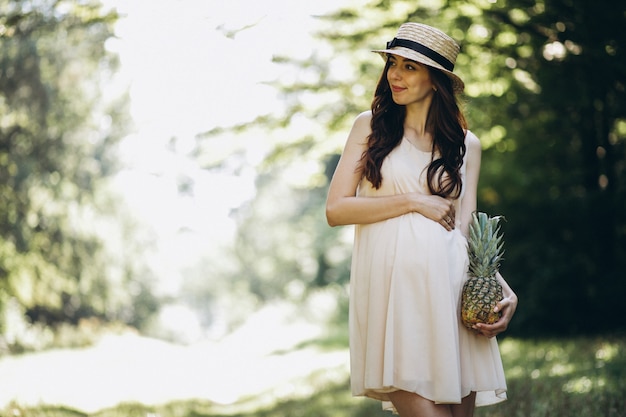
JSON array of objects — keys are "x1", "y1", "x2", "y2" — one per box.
[{"x1": 386, "y1": 38, "x2": 455, "y2": 71}]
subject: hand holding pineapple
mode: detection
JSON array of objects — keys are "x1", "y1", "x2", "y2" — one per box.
[
  {"x1": 472, "y1": 272, "x2": 518, "y2": 338},
  {"x1": 461, "y1": 212, "x2": 518, "y2": 337}
]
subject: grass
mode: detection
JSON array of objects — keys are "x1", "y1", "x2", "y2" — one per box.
[
  {"x1": 2, "y1": 336, "x2": 625, "y2": 417},
  {"x1": 474, "y1": 336, "x2": 626, "y2": 417}
]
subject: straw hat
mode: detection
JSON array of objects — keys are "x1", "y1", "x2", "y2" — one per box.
[{"x1": 373, "y1": 22, "x2": 464, "y2": 93}]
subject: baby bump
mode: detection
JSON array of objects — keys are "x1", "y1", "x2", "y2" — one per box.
[{"x1": 374, "y1": 213, "x2": 469, "y2": 289}]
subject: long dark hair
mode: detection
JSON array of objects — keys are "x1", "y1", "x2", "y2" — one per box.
[{"x1": 361, "y1": 59, "x2": 467, "y2": 198}]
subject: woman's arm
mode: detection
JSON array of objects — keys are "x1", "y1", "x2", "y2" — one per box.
[
  {"x1": 460, "y1": 132, "x2": 518, "y2": 337},
  {"x1": 457, "y1": 132, "x2": 482, "y2": 237},
  {"x1": 325, "y1": 112, "x2": 455, "y2": 228}
]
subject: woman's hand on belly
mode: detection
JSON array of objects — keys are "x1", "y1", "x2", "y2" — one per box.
[{"x1": 410, "y1": 193, "x2": 456, "y2": 231}]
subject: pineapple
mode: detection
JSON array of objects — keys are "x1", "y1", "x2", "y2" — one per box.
[{"x1": 461, "y1": 211, "x2": 505, "y2": 330}]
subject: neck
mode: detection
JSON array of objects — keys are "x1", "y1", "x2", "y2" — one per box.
[{"x1": 403, "y1": 100, "x2": 432, "y2": 140}]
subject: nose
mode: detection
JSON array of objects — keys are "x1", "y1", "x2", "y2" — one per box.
[{"x1": 388, "y1": 66, "x2": 401, "y2": 81}]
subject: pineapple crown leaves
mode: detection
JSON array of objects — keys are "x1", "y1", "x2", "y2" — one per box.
[{"x1": 467, "y1": 211, "x2": 506, "y2": 278}]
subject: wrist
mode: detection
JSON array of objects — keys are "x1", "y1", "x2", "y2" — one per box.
[{"x1": 407, "y1": 192, "x2": 424, "y2": 214}]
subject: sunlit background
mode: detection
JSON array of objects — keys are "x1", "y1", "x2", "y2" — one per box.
[
  {"x1": 1, "y1": 0, "x2": 625, "y2": 415},
  {"x1": 0, "y1": 0, "x2": 350, "y2": 412},
  {"x1": 106, "y1": 0, "x2": 339, "y2": 299},
  {"x1": 105, "y1": 0, "x2": 350, "y2": 335}
]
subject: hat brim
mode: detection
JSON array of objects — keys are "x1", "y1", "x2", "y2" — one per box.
[{"x1": 372, "y1": 47, "x2": 465, "y2": 94}]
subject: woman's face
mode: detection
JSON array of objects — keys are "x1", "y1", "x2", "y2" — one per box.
[{"x1": 386, "y1": 54, "x2": 435, "y2": 106}]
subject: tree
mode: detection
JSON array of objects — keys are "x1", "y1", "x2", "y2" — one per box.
[
  {"x1": 0, "y1": 0, "x2": 157, "y2": 338},
  {"x1": 471, "y1": 0, "x2": 626, "y2": 335},
  {"x1": 196, "y1": 0, "x2": 626, "y2": 336}
]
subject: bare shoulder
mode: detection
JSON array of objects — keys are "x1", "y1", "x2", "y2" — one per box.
[
  {"x1": 353, "y1": 110, "x2": 372, "y2": 130},
  {"x1": 347, "y1": 110, "x2": 373, "y2": 145},
  {"x1": 356, "y1": 109, "x2": 372, "y2": 121},
  {"x1": 464, "y1": 130, "x2": 482, "y2": 154}
]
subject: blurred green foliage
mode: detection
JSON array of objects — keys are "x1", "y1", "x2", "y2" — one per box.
[
  {"x1": 0, "y1": 0, "x2": 624, "y2": 363},
  {"x1": 197, "y1": 0, "x2": 626, "y2": 337},
  {"x1": 0, "y1": 0, "x2": 159, "y2": 351}
]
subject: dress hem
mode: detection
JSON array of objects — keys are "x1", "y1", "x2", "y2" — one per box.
[{"x1": 354, "y1": 387, "x2": 507, "y2": 411}]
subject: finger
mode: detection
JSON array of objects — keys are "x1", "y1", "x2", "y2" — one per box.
[
  {"x1": 441, "y1": 217, "x2": 453, "y2": 231},
  {"x1": 477, "y1": 321, "x2": 506, "y2": 333},
  {"x1": 495, "y1": 296, "x2": 513, "y2": 312},
  {"x1": 475, "y1": 326, "x2": 496, "y2": 339},
  {"x1": 449, "y1": 203, "x2": 456, "y2": 219},
  {"x1": 496, "y1": 299, "x2": 516, "y2": 317}
]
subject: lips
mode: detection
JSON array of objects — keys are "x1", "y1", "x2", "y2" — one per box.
[{"x1": 391, "y1": 85, "x2": 406, "y2": 93}]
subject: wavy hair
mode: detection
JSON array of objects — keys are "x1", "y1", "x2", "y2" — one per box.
[{"x1": 361, "y1": 59, "x2": 467, "y2": 198}]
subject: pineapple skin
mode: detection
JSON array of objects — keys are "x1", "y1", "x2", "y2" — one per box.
[
  {"x1": 461, "y1": 275, "x2": 503, "y2": 329},
  {"x1": 460, "y1": 212, "x2": 505, "y2": 330}
]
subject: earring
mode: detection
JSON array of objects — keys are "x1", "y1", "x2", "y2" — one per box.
[{"x1": 432, "y1": 86, "x2": 438, "y2": 92}]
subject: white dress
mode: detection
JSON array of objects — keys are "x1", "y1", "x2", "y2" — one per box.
[{"x1": 349, "y1": 131, "x2": 507, "y2": 412}]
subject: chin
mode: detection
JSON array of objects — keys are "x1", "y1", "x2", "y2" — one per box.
[{"x1": 391, "y1": 96, "x2": 407, "y2": 105}]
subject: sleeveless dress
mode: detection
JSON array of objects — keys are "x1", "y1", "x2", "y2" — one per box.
[{"x1": 349, "y1": 131, "x2": 507, "y2": 413}]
